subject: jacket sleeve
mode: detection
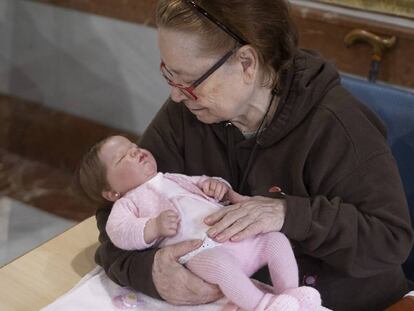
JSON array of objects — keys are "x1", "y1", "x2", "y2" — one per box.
[
  {"x1": 106, "y1": 198, "x2": 156, "y2": 251},
  {"x1": 94, "y1": 100, "x2": 185, "y2": 298},
  {"x1": 281, "y1": 104, "x2": 413, "y2": 278}
]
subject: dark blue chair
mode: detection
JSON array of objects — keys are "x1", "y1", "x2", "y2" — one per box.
[{"x1": 341, "y1": 74, "x2": 414, "y2": 281}]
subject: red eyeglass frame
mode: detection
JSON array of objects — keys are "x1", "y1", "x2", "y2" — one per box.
[{"x1": 160, "y1": 47, "x2": 238, "y2": 101}]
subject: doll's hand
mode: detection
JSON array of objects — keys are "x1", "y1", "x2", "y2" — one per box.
[
  {"x1": 201, "y1": 178, "x2": 230, "y2": 201},
  {"x1": 156, "y1": 210, "x2": 180, "y2": 237}
]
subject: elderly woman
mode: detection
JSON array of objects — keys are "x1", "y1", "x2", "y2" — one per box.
[{"x1": 94, "y1": 0, "x2": 413, "y2": 310}]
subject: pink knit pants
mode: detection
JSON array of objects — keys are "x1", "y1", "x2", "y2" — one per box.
[{"x1": 186, "y1": 232, "x2": 299, "y2": 311}]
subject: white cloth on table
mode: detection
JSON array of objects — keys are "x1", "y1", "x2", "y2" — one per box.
[
  {"x1": 41, "y1": 267, "x2": 332, "y2": 311},
  {"x1": 41, "y1": 267, "x2": 227, "y2": 311}
]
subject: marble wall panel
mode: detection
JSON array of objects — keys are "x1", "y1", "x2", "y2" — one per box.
[
  {"x1": 3, "y1": 0, "x2": 168, "y2": 135},
  {"x1": 0, "y1": 0, "x2": 13, "y2": 94},
  {"x1": 0, "y1": 150, "x2": 96, "y2": 221},
  {"x1": 2, "y1": 94, "x2": 138, "y2": 172}
]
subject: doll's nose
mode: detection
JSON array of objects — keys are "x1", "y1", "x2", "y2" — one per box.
[{"x1": 129, "y1": 148, "x2": 138, "y2": 157}]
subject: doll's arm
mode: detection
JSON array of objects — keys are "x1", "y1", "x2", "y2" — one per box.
[
  {"x1": 106, "y1": 198, "x2": 157, "y2": 250},
  {"x1": 144, "y1": 210, "x2": 180, "y2": 244},
  {"x1": 199, "y1": 177, "x2": 232, "y2": 201},
  {"x1": 173, "y1": 173, "x2": 232, "y2": 201}
]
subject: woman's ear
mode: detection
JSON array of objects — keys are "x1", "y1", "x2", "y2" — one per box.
[
  {"x1": 236, "y1": 45, "x2": 259, "y2": 84},
  {"x1": 102, "y1": 190, "x2": 120, "y2": 202}
]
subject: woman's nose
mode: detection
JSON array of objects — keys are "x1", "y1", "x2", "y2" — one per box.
[{"x1": 170, "y1": 86, "x2": 187, "y2": 103}]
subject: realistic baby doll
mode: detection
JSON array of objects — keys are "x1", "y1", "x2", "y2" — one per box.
[{"x1": 76, "y1": 135, "x2": 321, "y2": 311}]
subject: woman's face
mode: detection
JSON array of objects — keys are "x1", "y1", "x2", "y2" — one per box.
[{"x1": 158, "y1": 28, "x2": 254, "y2": 125}]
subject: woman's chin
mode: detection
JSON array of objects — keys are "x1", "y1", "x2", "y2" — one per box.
[{"x1": 194, "y1": 112, "x2": 221, "y2": 124}]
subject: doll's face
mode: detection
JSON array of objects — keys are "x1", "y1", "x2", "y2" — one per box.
[{"x1": 99, "y1": 136, "x2": 157, "y2": 197}]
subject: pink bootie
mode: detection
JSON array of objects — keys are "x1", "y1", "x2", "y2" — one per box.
[
  {"x1": 284, "y1": 287, "x2": 321, "y2": 311},
  {"x1": 255, "y1": 293, "x2": 300, "y2": 311},
  {"x1": 222, "y1": 301, "x2": 243, "y2": 311}
]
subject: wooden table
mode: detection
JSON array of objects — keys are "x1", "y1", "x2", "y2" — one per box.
[
  {"x1": 0, "y1": 216, "x2": 99, "y2": 311},
  {"x1": 1, "y1": 215, "x2": 411, "y2": 311}
]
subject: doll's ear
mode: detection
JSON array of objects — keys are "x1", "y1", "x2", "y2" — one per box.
[{"x1": 102, "y1": 190, "x2": 120, "y2": 202}]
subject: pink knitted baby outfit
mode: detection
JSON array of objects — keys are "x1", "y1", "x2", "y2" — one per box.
[{"x1": 106, "y1": 173, "x2": 321, "y2": 311}]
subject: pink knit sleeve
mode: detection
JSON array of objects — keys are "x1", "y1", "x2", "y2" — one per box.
[
  {"x1": 106, "y1": 198, "x2": 156, "y2": 250},
  {"x1": 176, "y1": 174, "x2": 232, "y2": 190}
]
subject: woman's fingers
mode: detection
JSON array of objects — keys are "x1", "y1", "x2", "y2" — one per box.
[
  {"x1": 206, "y1": 207, "x2": 248, "y2": 239},
  {"x1": 205, "y1": 196, "x2": 287, "y2": 242},
  {"x1": 204, "y1": 204, "x2": 238, "y2": 225},
  {"x1": 170, "y1": 240, "x2": 203, "y2": 259},
  {"x1": 183, "y1": 276, "x2": 222, "y2": 304},
  {"x1": 213, "y1": 215, "x2": 252, "y2": 242},
  {"x1": 230, "y1": 221, "x2": 264, "y2": 242},
  {"x1": 153, "y1": 241, "x2": 222, "y2": 305}
]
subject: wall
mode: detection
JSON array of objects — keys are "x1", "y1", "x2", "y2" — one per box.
[
  {"x1": 13, "y1": 0, "x2": 414, "y2": 88},
  {"x1": 0, "y1": 0, "x2": 413, "y2": 169},
  {"x1": 0, "y1": 0, "x2": 168, "y2": 135}
]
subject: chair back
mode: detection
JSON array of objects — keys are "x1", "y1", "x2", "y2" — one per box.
[{"x1": 342, "y1": 75, "x2": 414, "y2": 280}]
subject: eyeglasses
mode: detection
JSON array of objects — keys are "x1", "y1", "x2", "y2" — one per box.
[
  {"x1": 185, "y1": 0, "x2": 247, "y2": 46},
  {"x1": 159, "y1": 0, "x2": 248, "y2": 101},
  {"x1": 160, "y1": 47, "x2": 238, "y2": 101}
]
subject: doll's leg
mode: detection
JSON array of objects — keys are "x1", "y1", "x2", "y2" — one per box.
[
  {"x1": 186, "y1": 247, "x2": 266, "y2": 310},
  {"x1": 259, "y1": 232, "x2": 299, "y2": 294},
  {"x1": 283, "y1": 287, "x2": 321, "y2": 311},
  {"x1": 259, "y1": 232, "x2": 320, "y2": 310}
]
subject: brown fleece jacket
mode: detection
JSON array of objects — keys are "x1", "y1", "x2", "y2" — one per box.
[{"x1": 95, "y1": 49, "x2": 413, "y2": 311}]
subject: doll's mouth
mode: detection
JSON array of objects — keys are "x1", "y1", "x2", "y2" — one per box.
[{"x1": 138, "y1": 153, "x2": 146, "y2": 163}]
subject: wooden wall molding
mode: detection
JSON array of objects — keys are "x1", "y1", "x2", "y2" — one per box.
[{"x1": 292, "y1": 4, "x2": 414, "y2": 88}]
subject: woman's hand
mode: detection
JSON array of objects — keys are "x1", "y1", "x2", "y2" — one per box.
[
  {"x1": 204, "y1": 191, "x2": 287, "y2": 242},
  {"x1": 152, "y1": 240, "x2": 222, "y2": 305}
]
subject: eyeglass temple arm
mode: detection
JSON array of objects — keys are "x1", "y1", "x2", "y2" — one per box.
[
  {"x1": 185, "y1": 0, "x2": 248, "y2": 45},
  {"x1": 192, "y1": 48, "x2": 236, "y2": 88}
]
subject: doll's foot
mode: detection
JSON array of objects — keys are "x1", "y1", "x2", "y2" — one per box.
[
  {"x1": 283, "y1": 287, "x2": 321, "y2": 311},
  {"x1": 222, "y1": 301, "x2": 242, "y2": 311},
  {"x1": 255, "y1": 293, "x2": 300, "y2": 311}
]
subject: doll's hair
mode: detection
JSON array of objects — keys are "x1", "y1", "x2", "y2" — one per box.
[{"x1": 72, "y1": 137, "x2": 112, "y2": 207}]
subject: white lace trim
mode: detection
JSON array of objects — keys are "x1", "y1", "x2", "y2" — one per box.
[{"x1": 178, "y1": 236, "x2": 221, "y2": 264}]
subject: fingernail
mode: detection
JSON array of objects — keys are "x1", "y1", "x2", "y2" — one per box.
[
  {"x1": 216, "y1": 234, "x2": 224, "y2": 241},
  {"x1": 208, "y1": 229, "x2": 216, "y2": 237},
  {"x1": 205, "y1": 217, "x2": 211, "y2": 223},
  {"x1": 230, "y1": 235, "x2": 239, "y2": 242}
]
